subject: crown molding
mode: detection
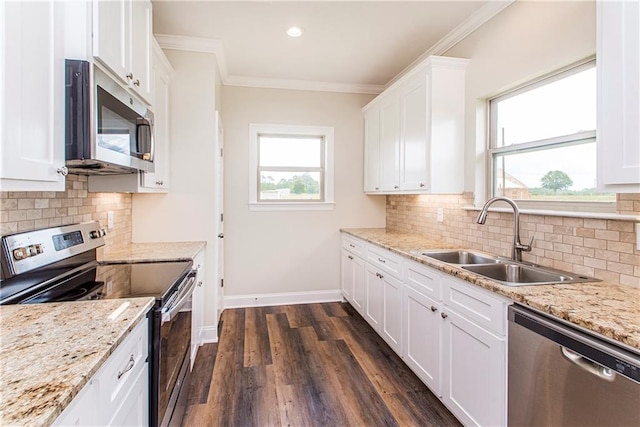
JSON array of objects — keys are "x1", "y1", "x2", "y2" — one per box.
[
  {"x1": 155, "y1": 34, "x2": 229, "y2": 83},
  {"x1": 385, "y1": 0, "x2": 515, "y2": 88},
  {"x1": 155, "y1": 0, "x2": 514, "y2": 95},
  {"x1": 225, "y1": 75, "x2": 384, "y2": 95}
]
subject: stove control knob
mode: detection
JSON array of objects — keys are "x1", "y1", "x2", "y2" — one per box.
[
  {"x1": 90, "y1": 230, "x2": 98, "y2": 239},
  {"x1": 13, "y1": 248, "x2": 26, "y2": 260}
]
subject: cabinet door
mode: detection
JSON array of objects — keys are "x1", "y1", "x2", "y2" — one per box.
[
  {"x1": 597, "y1": 0, "x2": 640, "y2": 191},
  {"x1": 364, "y1": 264, "x2": 384, "y2": 333},
  {"x1": 130, "y1": 0, "x2": 153, "y2": 103},
  {"x1": 441, "y1": 309, "x2": 506, "y2": 427},
  {"x1": 381, "y1": 273, "x2": 402, "y2": 355},
  {"x1": 399, "y1": 74, "x2": 428, "y2": 191},
  {"x1": 93, "y1": 0, "x2": 129, "y2": 83},
  {"x1": 379, "y1": 94, "x2": 400, "y2": 191},
  {"x1": 341, "y1": 249, "x2": 354, "y2": 302},
  {"x1": 352, "y1": 255, "x2": 365, "y2": 316},
  {"x1": 141, "y1": 42, "x2": 171, "y2": 190},
  {"x1": 191, "y1": 250, "x2": 205, "y2": 366},
  {"x1": 363, "y1": 106, "x2": 381, "y2": 192},
  {"x1": 52, "y1": 379, "x2": 97, "y2": 426},
  {"x1": 107, "y1": 364, "x2": 149, "y2": 427},
  {"x1": 403, "y1": 284, "x2": 441, "y2": 395},
  {"x1": 0, "y1": 0, "x2": 66, "y2": 191}
]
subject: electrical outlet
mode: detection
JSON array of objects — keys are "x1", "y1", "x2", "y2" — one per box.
[
  {"x1": 437, "y1": 208, "x2": 444, "y2": 223},
  {"x1": 106, "y1": 280, "x2": 113, "y2": 295},
  {"x1": 107, "y1": 211, "x2": 114, "y2": 229}
]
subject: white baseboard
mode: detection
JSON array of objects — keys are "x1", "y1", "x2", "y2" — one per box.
[
  {"x1": 223, "y1": 289, "x2": 343, "y2": 309},
  {"x1": 200, "y1": 326, "x2": 219, "y2": 344}
]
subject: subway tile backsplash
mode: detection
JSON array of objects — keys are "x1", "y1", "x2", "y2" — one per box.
[
  {"x1": 387, "y1": 193, "x2": 640, "y2": 288},
  {"x1": 0, "y1": 175, "x2": 131, "y2": 255}
]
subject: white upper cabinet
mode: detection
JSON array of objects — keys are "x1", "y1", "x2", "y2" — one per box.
[
  {"x1": 93, "y1": 0, "x2": 153, "y2": 104},
  {"x1": 0, "y1": 0, "x2": 67, "y2": 192},
  {"x1": 89, "y1": 41, "x2": 172, "y2": 193},
  {"x1": 363, "y1": 56, "x2": 468, "y2": 195},
  {"x1": 597, "y1": 1, "x2": 640, "y2": 192}
]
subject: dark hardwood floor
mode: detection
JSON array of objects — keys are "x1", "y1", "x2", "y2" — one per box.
[{"x1": 182, "y1": 302, "x2": 461, "y2": 427}]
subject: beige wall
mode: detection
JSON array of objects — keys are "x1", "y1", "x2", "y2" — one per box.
[
  {"x1": 223, "y1": 86, "x2": 386, "y2": 297},
  {"x1": 132, "y1": 50, "x2": 220, "y2": 329},
  {"x1": 386, "y1": 0, "x2": 639, "y2": 290},
  {"x1": 444, "y1": 0, "x2": 596, "y2": 196},
  {"x1": 0, "y1": 174, "x2": 132, "y2": 256}
]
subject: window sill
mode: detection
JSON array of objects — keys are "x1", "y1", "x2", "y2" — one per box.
[
  {"x1": 249, "y1": 202, "x2": 336, "y2": 212},
  {"x1": 463, "y1": 206, "x2": 640, "y2": 221}
]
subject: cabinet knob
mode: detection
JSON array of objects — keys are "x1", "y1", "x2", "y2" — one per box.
[
  {"x1": 430, "y1": 306, "x2": 438, "y2": 312},
  {"x1": 218, "y1": 233, "x2": 224, "y2": 238},
  {"x1": 441, "y1": 312, "x2": 448, "y2": 319},
  {"x1": 133, "y1": 79, "x2": 140, "y2": 87},
  {"x1": 56, "y1": 166, "x2": 68, "y2": 176},
  {"x1": 126, "y1": 72, "x2": 133, "y2": 80}
]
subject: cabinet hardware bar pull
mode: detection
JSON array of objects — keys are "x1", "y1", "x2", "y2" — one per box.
[
  {"x1": 441, "y1": 312, "x2": 448, "y2": 319},
  {"x1": 117, "y1": 355, "x2": 135, "y2": 379},
  {"x1": 56, "y1": 166, "x2": 68, "y2": 176},
  {"x1": 126, "y1": 73, "x2": 133, "y2": 80},
  {"x1": 348, "y1": 255, "x2": 354, "y2": 260},
  {"x1": 378, "y1": 258, "x2": 386, "y2": 263},
  {"x1": 431, "y1": 306, "x2": 438, "y2": 312}
]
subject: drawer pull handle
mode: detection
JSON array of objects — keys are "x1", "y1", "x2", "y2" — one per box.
[
  {"x1": 430, "y1": 306, "x2": 438, "y2": 312},
  {"x1": 117, "y1": 355, "x2": 136, "y2": 379},
  {"x1": 349, "y1": 244, "x2": 355, "y2": 248},
  {"x1": 441, "y1": 312, "x2": 448, "y2": 319},
  {"x1": 376, "y1": 272, "x2": 384, "y2": 279},
  {"x1": 348, "y1": 255, "x2": 354, "y2": 260},
  {"x1": 377, "y1": 258, "x2": 386, "y2": 264}
]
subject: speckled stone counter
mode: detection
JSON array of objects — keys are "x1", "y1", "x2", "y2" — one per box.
[
  {"x1": 342, "y1": 228, "x2": 640, "y2": 353},
  {"x1": 0, "y1": 297, "x2": 155, "y2": 426},
  {"x1": 100, "y1": 241, "x2": 206, "y2": 263}
]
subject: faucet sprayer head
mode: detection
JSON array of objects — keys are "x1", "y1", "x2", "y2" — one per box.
[{"x1": 476, "y1": 210, "x2": 488, "y2": 224}]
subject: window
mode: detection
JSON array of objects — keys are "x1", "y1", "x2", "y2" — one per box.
[
  {"x1": 488, "y1": 60, "x2": 615, "y2": 207},
  {"x1": 249, "y1": 124, "x2": 334, "y2": 211}
]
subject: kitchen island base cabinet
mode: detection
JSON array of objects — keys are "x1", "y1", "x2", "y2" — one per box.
[{"x1": 53, "y1": 318, "x2": 149, "y2": 427}]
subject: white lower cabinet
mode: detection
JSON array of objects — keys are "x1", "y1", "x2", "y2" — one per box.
[
  {"x1": 341, "y1": 248, "x2": 365, "y2": 315},
  {"x1": 191, "y1": 249, "x2": 206, "y2": 367},
  {"x1": 53, "y1": 317, "x2": 149, "y2": 427},
  {"x1": 341, "y1": 233, "x2": 509, "y2": 426},
  {"x1": 403, "y1": 282, "x2": 442, "y2": 395},
  {"x1": 441, "y1": 308, "x2": 505, "y2": 427}
]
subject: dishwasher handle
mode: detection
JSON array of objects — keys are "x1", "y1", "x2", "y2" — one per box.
[{"x1": 561, "y1": 347, "x2": 616, "y2": 382}]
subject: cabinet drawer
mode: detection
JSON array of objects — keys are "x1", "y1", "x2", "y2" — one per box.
[
  {"x1": 404, "y1": 259, "x2": 441, "y2": 300},
  {"x1": 342, "y1": 235, "x2": 366, "y2": 257},
  {"x1": 367, "y1": 245, "x2": 403, "y2": 279},
  {"x1": 442, "y1": 276, "x2": 507, "y2": 335},
  {"x1": 95, "y1": 318, "x2": 148, "y2": 417}
]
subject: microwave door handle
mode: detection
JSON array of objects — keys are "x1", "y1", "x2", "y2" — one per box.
[
  {"x1": 162, "y1": 274, "x2": 196, "y2": 323},
  {"x1": 137, "y1": 118, "x2": 154, "y2": 162}
]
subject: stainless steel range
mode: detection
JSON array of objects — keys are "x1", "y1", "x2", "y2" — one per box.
[{"x1": 0, "y1": 221, "x2": 195, "y2": 427}]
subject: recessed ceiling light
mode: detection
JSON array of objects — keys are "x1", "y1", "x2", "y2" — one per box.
[{"x1": 286, "y1": 26, "x2": 303, "y2": 38}]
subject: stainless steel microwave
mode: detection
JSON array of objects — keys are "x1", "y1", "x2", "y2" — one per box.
[{"x1": 65, "y1": 60, "x2": 154, "y2": 174}]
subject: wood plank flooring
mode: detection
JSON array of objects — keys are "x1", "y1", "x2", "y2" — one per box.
[{"x1": 182, "y1": 302, "x2": 461, "y2": 427}]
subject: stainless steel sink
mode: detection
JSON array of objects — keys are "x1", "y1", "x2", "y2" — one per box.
[
  {"x1": 415, "y1": 250, "x2": 502, "y2": 265},
  {"x1": 461, "y1": 263, "x2": 601, "y2": 286}
]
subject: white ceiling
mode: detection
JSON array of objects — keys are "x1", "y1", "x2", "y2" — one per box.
[{"x1": 153, "y1": 1, "x2": 510, "y2": 93}]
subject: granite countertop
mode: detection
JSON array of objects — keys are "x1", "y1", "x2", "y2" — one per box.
[
  {"x1": 0, "y1": 297, "x2": 155, "y2": 426},
  {"x1": 342, "y1": 228, "x2": 640, "y2": 353},
  {"x1": 99, "y1": 241, "x2": 206, "y2": 263}
]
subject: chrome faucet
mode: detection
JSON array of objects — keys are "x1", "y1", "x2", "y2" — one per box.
[{"x1": 476, "y1": 196, "x2": 533, "y2": 262}]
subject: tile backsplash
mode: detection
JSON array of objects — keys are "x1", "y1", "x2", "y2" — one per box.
[
  {"x1": 0, "y1": 175, "x2": 132, "y2": 255},
  {"x1": 387, "y1": 193, "x2": 640, "y2": 288}
]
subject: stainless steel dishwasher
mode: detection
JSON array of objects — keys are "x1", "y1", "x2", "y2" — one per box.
[{"x1": 508, "y1": 305, "x2": 640, "y2": 426}]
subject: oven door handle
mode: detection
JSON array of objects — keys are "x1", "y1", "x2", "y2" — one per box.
[{"x1": 162, "y1": 272, "x2": 197, "y2": 323}]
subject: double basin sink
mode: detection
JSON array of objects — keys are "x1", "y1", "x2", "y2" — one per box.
[{"x1": 413, "y1": 250, "x2": 600, "y2": 287}]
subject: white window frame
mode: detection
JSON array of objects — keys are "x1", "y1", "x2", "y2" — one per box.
[
  {"x1": 485, "y1": 58, "x2": 615, "y2": 213},
  {"x1": 249, "y1": 123, "x2": 335, "y2": 211}
]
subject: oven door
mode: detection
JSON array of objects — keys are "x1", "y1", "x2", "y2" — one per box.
[{"x1": 158, "y1": 272, "x2": 196, "y2": 427}]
